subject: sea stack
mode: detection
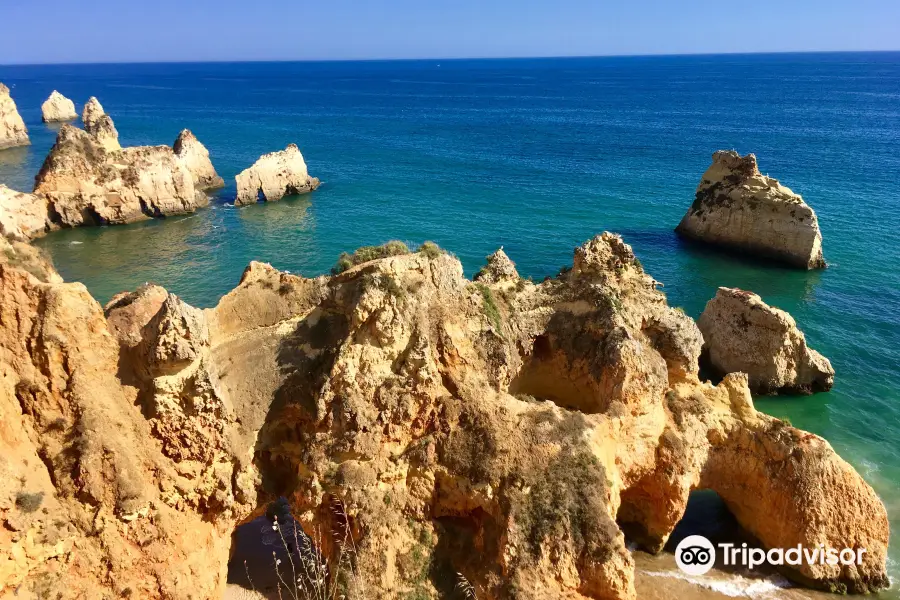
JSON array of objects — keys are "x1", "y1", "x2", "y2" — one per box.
[
  {"x1": 676, "y1": 150, "x2": 825, "y2": 269},
  {"x1": 698, "y1": 287, "x2": 835, "y2": 394},
  {"x1": 81, "y1": 96, "x2": 121, "y2": 150},
  {"x1": 0, "y1": 83, "x2": 29, "y2": 150},
  {"x1": 173, "y1": 129, "x2": 225, "y2": 190},
  {"x1": 41, "y1": 91, "x2": 78, "y2": 122},
  {"x1": 234, "y1": 144, "x2": 319, "y2": 206},
  {"x1": 34, "y1": 124, "x2": 203, "y2": 226}
]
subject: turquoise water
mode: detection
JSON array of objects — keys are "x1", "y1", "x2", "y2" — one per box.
[{"x1": 1, "y1": 54, "x2": 899, "y2": 593}]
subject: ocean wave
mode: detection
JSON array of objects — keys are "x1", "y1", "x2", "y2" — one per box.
[
  {"x1": 69, "y1": 240, "x2": 83, "y2": 245},
  {"x1": 643, "y1": 570, "x2": 791, "y2": 598}
]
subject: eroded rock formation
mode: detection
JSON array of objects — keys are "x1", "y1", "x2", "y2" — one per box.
[
  {"x1": 0, "y1": 185, "x2": 50, "y2": 241},
  {"x1": 41, "y1": 91, "x2": 78, "y2": 123},
  {"x1": 174, "y1": 129, "x2": 225, "y2": 190},
  {"x1": 81, "y1": 96, "x2": 121, "y2": 151},
  {"x1": 0, "y1": 83, "x2": 29, "y2": 150},
  {"x1": 475, "y1": 247, "x2": 519, "y2": 284},
  {"x1": 33, "y1": 122, "x2": 206, "y2": 227},
  {"x1": 676, "y1": 150, "x2": 826, "y2": 269},
  {"x1": 235, "y1": 144, "x2": 319, "y2": 206},
  {"x1": 0, "y1": 234, "x2": 887, "y2": 600},
  {"x1": 698, "y1": 287, "x2": 835, "y2": 394}
]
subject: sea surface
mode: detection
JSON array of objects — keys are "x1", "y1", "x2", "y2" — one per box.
[{"x1": 1, "y1": 53, "x2": 899, "y2": 598}]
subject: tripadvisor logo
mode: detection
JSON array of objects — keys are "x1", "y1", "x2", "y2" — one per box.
[{"x1": 674, "y1": 535, "x2": 868, "y2": 576}]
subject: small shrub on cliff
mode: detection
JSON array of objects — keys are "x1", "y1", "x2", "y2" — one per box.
[
  {"x1": 15, "y1": 491, "x2": 44, "y2": 513},
  {"x1": 475, "y1": 284, "x2": 503, "y2": 333},
  {"x1": 331, "y1": 241, "x2": 411, "y2": 274},
  {"x1": 417, "y1": 241, "x2": 443, "y2": 259}
]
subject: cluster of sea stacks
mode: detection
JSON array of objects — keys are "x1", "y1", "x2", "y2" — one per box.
[
  {"x1": 0, "y1": 84, "x2": 887, "y2": 600},
  {"x1": 0, "y1": 85, "x2": 319, "y2": 237}
]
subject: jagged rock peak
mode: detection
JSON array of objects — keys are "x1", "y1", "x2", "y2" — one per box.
[
  {"x1": 173, "y1": 129, "x2": 225, "y2": 190},
  {"x1": 234, "y1": 143, "x2": 319, "y2": 206},
  {"x1": 698, "y1": 286, "x2": 835, "y2": 394},
  {"x1": 474, "y1": 247, "x2": 519, "y2": 284},
  {"x1": 41, "y1": 90, "x2": 78, "y2": 122},
  {"x1": 81, "y1": 96, "x2": 120, "y2": 150},
  {"x1": 0, "y1": 82, "x2": 29, "y2": 150},
  {"x1": 676, "y1": 150, "x2": 825, "y2": 269}
]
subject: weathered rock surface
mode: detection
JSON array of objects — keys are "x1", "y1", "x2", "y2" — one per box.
[
  {"x1": 174, "y1": 129, "x2": 225, "y2": 190},
  {"x1": 81, "y1": 96, "x2": 120, "y2": 151},
  {"x1": 34, "y1": 124, "x2": 206, "y2": 226},
  {"x1": 0, "y1": 234, "x2": 887, "y2": 599},
  {"x1": 698, "y1": 287, "x2": 835, "y2": 394},
  {"x1": 676, "y1": 151, "x2": 826, "y2": 269},
  {"x1": 475, "y1": 247, "x2": 519, "y2": 284},
  {"x1": 235, "y1": 144, "x2": 319, "y2": 206},
  {"x1": 0, "y1": 185, "x2": 50, "y2": 241},
  {"x1": 0, "y1": 83, "x2": 29, "y2": 150},
  {"x1": 41, "y1": 91, "x2": 78, "y2": 123}
]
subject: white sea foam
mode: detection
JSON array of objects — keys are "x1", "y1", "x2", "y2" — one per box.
[
  {"x1": 69, "y1": 240, "x2": 83, "y2": 245},
  {"x1": 643, "y1": 570, "x2": 791, "y2": 598}
]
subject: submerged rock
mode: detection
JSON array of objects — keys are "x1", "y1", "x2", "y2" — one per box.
[
  {"x1": 676, "y1": 150, "x2": 825, "y2": 269},
  {"x1": 698, "y1": 287, "x2": 835, "y2": 394},
  {"x1": 41, "y1": 90, "x2": 78, "y2": 122},
  {"x1": 0, "y1": 184, "x2": 50, "y2": 241},
  {"x1": 0, "y1": 83, "x2": 29, "y2": 150},
  {"x1": 234, "y1": 144, "x2": 319, "y2": 206},
  {"x1": 173, "y1": 129, "x2": 225, "y2": 190},
  {"x1": 0, "y1": 234, "x2": 887, "y2": 599},
  {"x1": 34, "y1": 124, "x2": 205, "y2": 226},
  {"x1": 81, "y1": 96, "x2": 120, "y2": 150}
]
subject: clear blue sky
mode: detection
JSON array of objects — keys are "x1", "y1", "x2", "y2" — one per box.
[{"x1": 1, "y1": 0, "x2": 898, "y2": 64}]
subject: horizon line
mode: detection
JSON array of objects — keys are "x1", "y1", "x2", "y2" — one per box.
[{"x1": 2, "y1": 48, "x2": 899, "y2": 68}]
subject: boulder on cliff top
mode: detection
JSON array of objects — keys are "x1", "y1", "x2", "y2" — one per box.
[
  {"x1": 34, "y1": 124, "x2": 205, "y2": 227},
  {"x1": 698, "y1": 286, "x2": 835, "y2": 394},
  {"x1": 475, "y1": 247, "x2": 519, "y2": 284},
  {"x1": 41, "y1": 91, "x2": 78, "y2": 123},
  {"x1": 0, "y1": 83, "x2": 29, "y2": 150},
  {"x1": 81, "y1": 96, "x2": 120, "y2": 150},
  {"x1": 173, "y1": 129, "x2": 225, "y2": 190},
  {"x1": 0, "y1": 234, "x2": 887, "y2": 599},
  {"x1": 675, "y1": 150, "x2": 825, "y2": 269},
  {"x1": 0, "y1": 184, "x2": 51, "y2": 241},
  {"x1": 234, "y1": 143, "x2": 319, "y2": 206}
]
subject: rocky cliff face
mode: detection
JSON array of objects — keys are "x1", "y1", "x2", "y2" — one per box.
[
  {"x1": 0, "y1": 234, "x2": 888, "y2": 600},
  {"x1": 81, "y1": 96, "x2": 121, "y2": 151},
  {"x1": 676, "y1": 151, "x2": 826, "y2": 269},
  {"x1": 698, "y1": 287, "x2": 835, "y2": 394},
  {"x1": 235, "y1": 144, "x2": 319, "y2": 206},
  {"x1": 33, "y1": 122, "x2": 206, "y2": 227},
  {"x1": 0, "y1": 83, "x2": 29, "y2": 150},
  {"x1": 174, "y1": 129, "x2": 225, "y2": 190},
  {"x1": 41, "y1": 91, "x2": 78, "y2": 123},
  {"x1": 0, "y1": 185, "x2": 50, "y2": 241}
]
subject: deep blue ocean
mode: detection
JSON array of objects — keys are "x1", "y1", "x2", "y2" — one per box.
[{"x1": 1, "y1": 53, "x2": 898, "y2": 595}]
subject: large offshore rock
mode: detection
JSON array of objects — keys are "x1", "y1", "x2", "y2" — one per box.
[
  {"x1": 174, "y1": 129, "x2": 225, "y2": 190},
  {"x1": 676, "y1": 150, "x2": 825, "y2": 269},
  {"x1": 234, "y1": 144, "x2": 319, "y2": 206},
  {"x1": 34, "y1": 124, "x2": 205, "y2": 226},
  {"x1": 0, "y1": 185, "x2": 50, "y2": 241},
  {"x1": 698, "y1": 287, "x2": 835, "y2": 394},
  {"x1": 41, "y1": 91, "x2": 78, "y2": 123},
  {"x1": 0, "y1": 234, "x2": 888, "y2": 599},
  {"x1": 0, "y1": 83, "x2": 29, "y2": 150}
]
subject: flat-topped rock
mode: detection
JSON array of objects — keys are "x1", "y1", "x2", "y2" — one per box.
[
  {"x1": 0, "y1": 185, "x2": 50, "y2": 241},
  {"x1": 41, "y1": 90, "x2": 78, "y2": 122},
  {"x1": 676, "y1": 150, "x2": 825, "y2": 269},
  {"x1": 174, "y1": 129, "x2": 224, "y2": 190},
  {"x1": 234, "y1": 144, "x2": 319, "y2": 206},
  {"x1": 0, "y1": 83, "x2": 29, "y2": 150},
  {"x1": 34, "y1": 124, "x2": 204, "y2": 226},
  {"x1": 698, "y1": 286, "x2": 835, "y2": 394},
  {"x1": 81, "y1": 96, "x2": 120, "y2": 150}
]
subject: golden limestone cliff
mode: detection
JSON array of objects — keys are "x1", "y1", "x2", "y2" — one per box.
[
  {"x1": 0, "y1": 83, "x2": 29, "y2": 150},
  {"x1": 0, "y1": 234, "x2": 889, "y2": 599}
]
